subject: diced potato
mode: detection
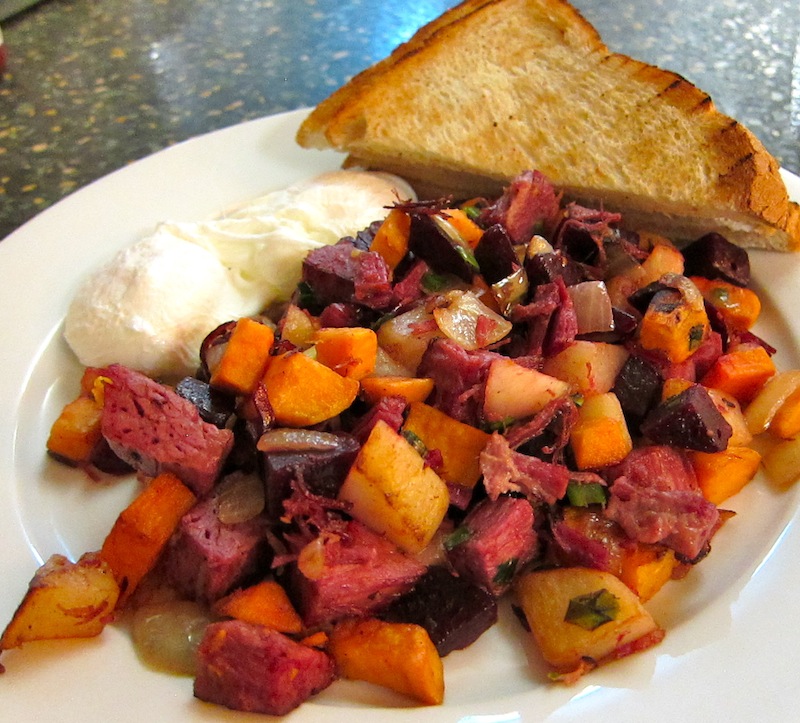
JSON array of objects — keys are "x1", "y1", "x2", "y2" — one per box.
[
  {"x1": 329, "y1": 618, "x2": 444, "y2": 705},
  {"x1": 46, "y1": 395, "x2": 104, "y2": 464},
  {"x1": 761, "y1": 436, "x2": 800, "y2": 488},
  {"x1": 338, "y1": 420, "x2": 449, "y2": 554},
  {"x1": 403, "y1": 401, "x2": 490, "y2": 488},
  {"x1": 515, "y1": 567, "x2": 664, "y2": 675},
  {"x1": 706, "y1": 387, "x2": 752, "y2": 446},
  {"x1": 542, "y1": 341, "x2": 629, "y2": 396},
  {"x1": 743, "y1": 369, "x2": 800, "y2": 435},
  {"x1": 483, "y1": 357, "x2": 570, "y2": 423},
  {"x1": 1, "y1": 553, "x2": 120, "y2": 651},
  {"x1": 639, "y1": 243, "x2": 684, "y2": 285}
]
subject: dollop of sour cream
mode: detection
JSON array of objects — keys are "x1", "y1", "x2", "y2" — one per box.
[{"x1": 64, "y1": 170, "x2": 416, "y2": 379}]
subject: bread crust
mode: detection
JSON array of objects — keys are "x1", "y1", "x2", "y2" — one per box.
[{"x1": 297, "y1": 0, "x2": 799, "y2": 250}]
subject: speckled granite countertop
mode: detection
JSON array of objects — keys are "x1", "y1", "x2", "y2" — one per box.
[{"x1": 1, "y1": 0, "x2": 799, "y2": 240}]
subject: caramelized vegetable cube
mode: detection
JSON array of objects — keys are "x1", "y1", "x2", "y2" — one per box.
[
  {"x1": 1, "y1": 553, "x2": 119, "y2": 651},
  {"x1": 329, "y1": 617, "x2": 444, "y2": 705}
]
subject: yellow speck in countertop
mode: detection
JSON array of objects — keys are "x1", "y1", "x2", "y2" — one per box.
[
  {"x1": 32, "y1": 143, "x2": 48, "y2": 153},
  {"x1": 21, "y1": 184, "x2": 38, "y2": 193},
  {"x1": 110, "y1": 47, "x2": 127, "y2": 59}
]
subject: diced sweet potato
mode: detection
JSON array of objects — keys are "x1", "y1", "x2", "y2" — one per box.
[
  {"x1": 569, "y1": 393, "x2": 632, "y2": 470},
  {"x1": 639, "y1": 288, "x2": 709, "y2": 364},
  {"x1": 209, "y1": 317, "x2": 275, "y2": 396},
  {"x1": 213, "y1": 580, "x2": 303, "y2": 634},
  {"x1": 700, "y1": 345, "x2": 776, "y2": 404},
  {"x1": 690, "y1": 446, "x2": 762, "y2": 504},
  {"x1": 314, "y1": 326, "x2": 378, "y2": 380},
  {"x1": 402, "y1": 401, "x2": 490, "y2": 488},
  {"x1": 619, "y1": 546, "x2": 677, "y2": 602},
  {"x1": 359, "y1": 375, "x2": 435, "y2": 405},
  {"x1": 338, "y1": 420, "x2": 449, "y2": 554},
  {"x1": 515, "y1": 567, "x2": 664, "y2": 677},
  {"x1": 329, "y1": 617, "x2": 444, "y2": 705},
  {"x1": 100, "y1": 472, "x2": 197, "y2": 606},
  {"x1": 691, "y1": 276, "x2": 761, "y2": 330},
  {"x1": 0, "y1": 552, "x2": 119, "y2": 651},
  {"x1": 263, "y1": 350, "x2": 360, "y2": 426},
  {"x1": 370, "y1": 208, "x2": 411, "y2": 270}
]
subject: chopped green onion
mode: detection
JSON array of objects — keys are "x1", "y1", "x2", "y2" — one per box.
[
  {"x1": 296, "y1": 281, "x2": 316, "y2": 308},
  {"x1": 421, "y1": 271, "x2": 451, "y2": 292},
  {"x1": 454, "y1": 244, "x2": 480, "y2": 271},
  {"x1": 444, "y1": 525, "x2": 473, "y2": 551},
  {"x1": 565, "y1": 588, "x2": 620, "y2": 630},
  {"x1": 566, "y1": 481, "x2": 607, "y2": 507},
  {"x1": 401, "y1": 429, "x2": 428, "y2": 457},
  {"x1": 493, "y1": 558, "x2": 519, "y2": 587}
]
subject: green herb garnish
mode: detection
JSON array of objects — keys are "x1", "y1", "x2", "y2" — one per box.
[
  {"x1": 565, "y1": 588, "x2": 620, "y2": 631},
  {"x1": 493, "y1": 558, "x2": 519, "y2": 587},
  {"x1": 566, "y1": 481, "x2": 607, "y2": 507},
  {"x1": 443, "y1": 525, "x2": 473, "y2": 551}
]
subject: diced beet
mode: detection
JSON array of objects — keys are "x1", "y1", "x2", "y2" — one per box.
[
  {"x1": 258, "y1": 430, "x2": 360, "y2": 520},
  {"x1": 682, "y1": 232, "x2": 750, "y2": 287},
  {"x1": 175, "y1": 376, "x2": 236, "y2": 428},
  {"x1": 640, "y1": 385, "x2": 732, "y2": 452},
  {"x1": 100, "y1": 364, "x2": 234, "y2": 496},
  {"x1": 446, "y1": 495, "x2": 538, "y2": 596},
  {"x1": 408, "y1": 214, "x2": 477, "y2": 282},
  {"x1": 525, "y1": 250, "x2": 581, "y2": 288},
  {"x1": 380, "y1": 565, "x2": 498, "y2": 656},
  {"x1": 290, "y1": 520, "x2": 426, "y2": 626},
  {"x1": 88, "y1": 437, "x2": 134, "y2": 475},
  {"x1": 194, "y1": 621, "x2": 335, "y2": 715},
  {"x1": 164, "y1": 488, "x2": 269, "y2": 603},
  {"x1": 612, "y1": 355, "x2": 663, "y2": 429},
  {"x1": 474, "y1": 224, "x2": 520, "y2": 284}
]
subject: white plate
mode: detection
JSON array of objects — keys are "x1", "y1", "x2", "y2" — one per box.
[{"x1": 2, "y1": 108, "x2": 800, "y2": 722}]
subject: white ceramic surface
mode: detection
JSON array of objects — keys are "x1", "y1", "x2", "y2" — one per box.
[{"x1": 1, "y1": 109, "x2": 799, "y2": 722}]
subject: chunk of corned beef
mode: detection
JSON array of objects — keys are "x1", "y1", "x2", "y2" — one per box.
[
  {"x1": 478, "y1": 170, "x2": 562, "y2": 244},
  {"x1": 480, "y1": 433, "x2": 570, "y2": 504},
  {"x1": 301, "y1": 240, "x2": 393, "y2": 311},
  {"x1": 289, "y1": 520, "x2": 426, "y2": 626},
  {"x1": 417, "y1": 339, "x2": 502, "y2": 425},
  {"x1": 603, "y1": 445, "x2": 719, "y2": 560},
  {"x1": 391, "y1": 259, "x2": 430, "y2": 308},
  {"x1": 549, "y1": 508, "x2": 630, "y2": 574},
  {"x1": 508, "y1": 281, "x2": 560, "y2": 358},
  {"x1": 349, "y1": 395, "x2": 407, "y2": 444},
  {"x1": 605, "y1": 479, "x2": 719, "y2": 561},
  {"x1": 380, "y1": 565, "x2": 498, "y2": 656},
  {"x1": 543, "y1": 277, "x2": 578, "y2": 356},
  {"x1": 164, "y1": 485, "x2": 269, "y2": 603},
  {"x1": 100, "y1": 364, "x2": 233, "y2": 496},
  {"x1": 504, "y1": 396, "x2": 578, "y2": 461},
  {"x1": 606, "y1": 445, "x2": 698, "y2": 492},
  {"x1": 194, "y1": 621, "x2": 336, "y2": 715},
  {"x1": 446, "y1": 495, "x2": 537, "y2": 596}
]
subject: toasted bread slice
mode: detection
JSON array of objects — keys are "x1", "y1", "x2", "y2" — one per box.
[{"x1": 296, "y1": 0, "x2": 800, "y2": 251}]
